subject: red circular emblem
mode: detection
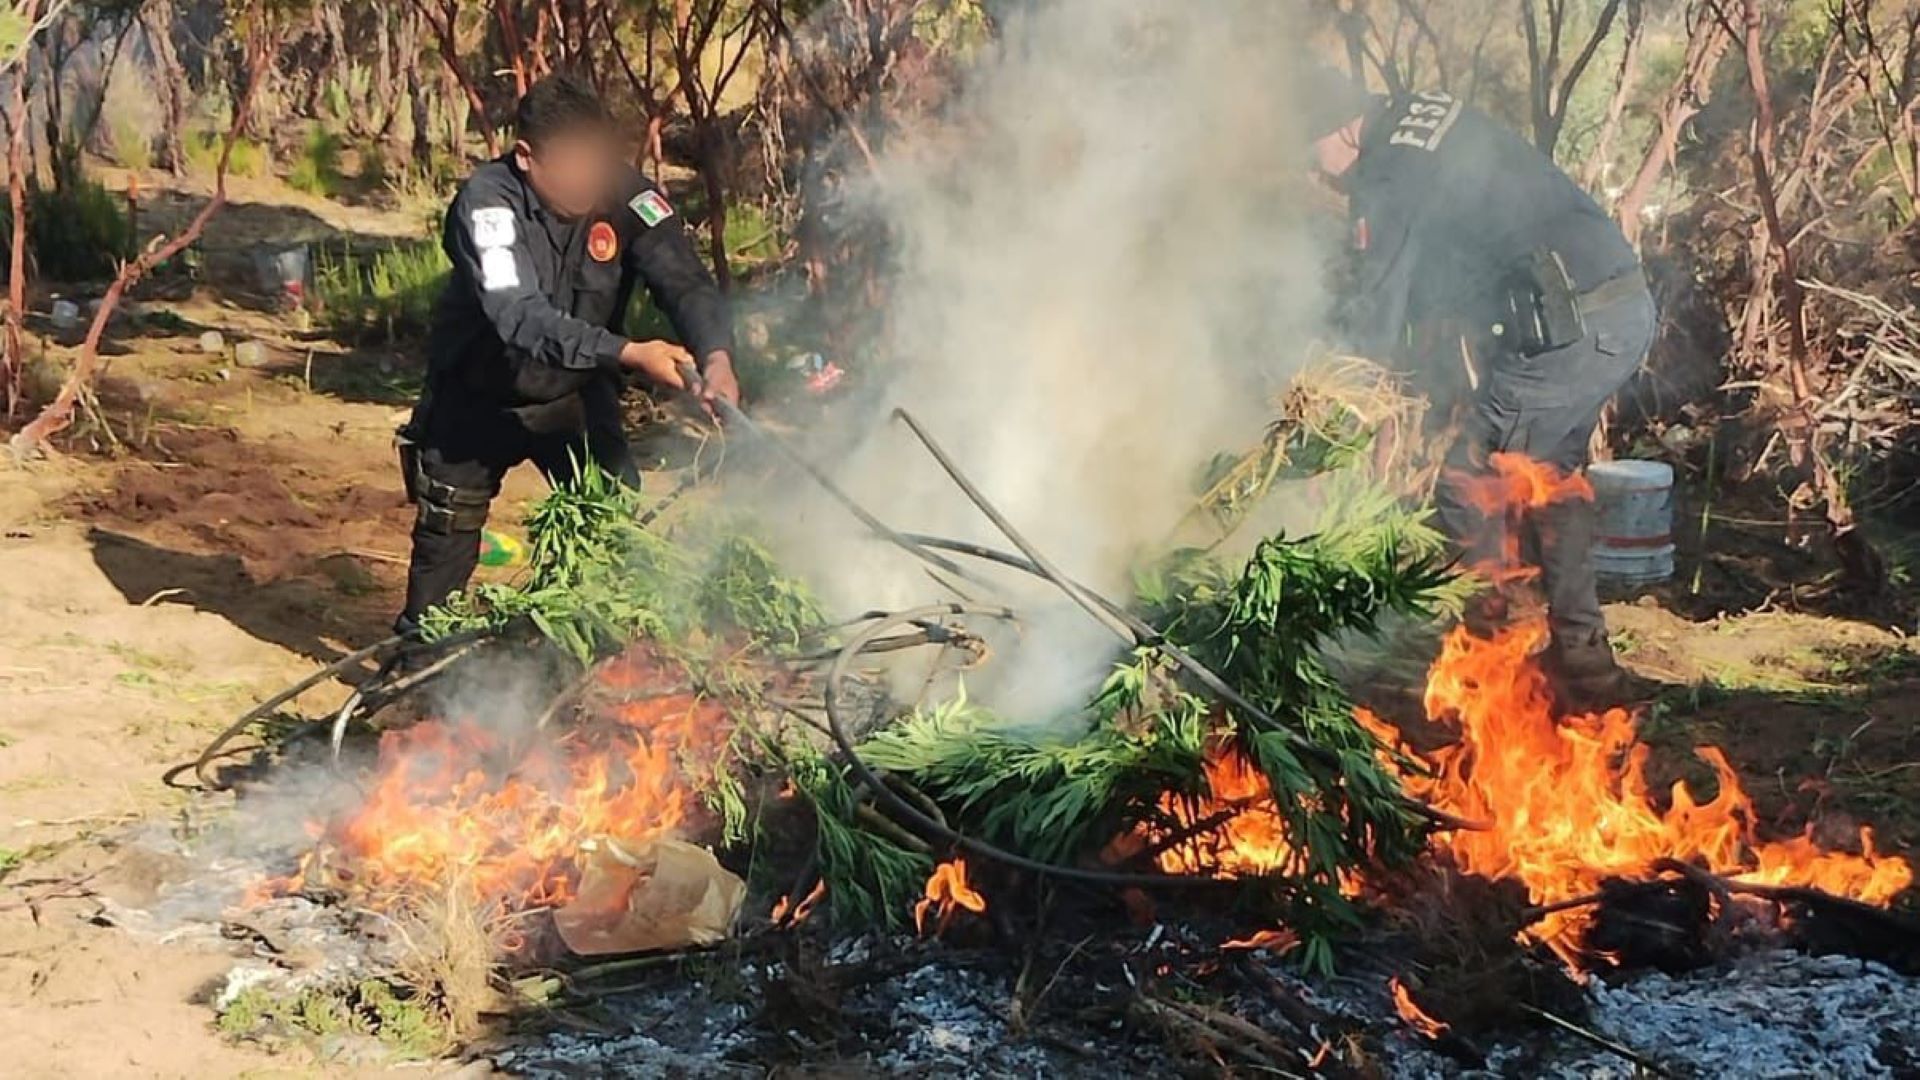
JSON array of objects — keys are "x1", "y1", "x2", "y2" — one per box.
[{"x1": 587, "y1": 220, "x2": 618, "y2": 263}]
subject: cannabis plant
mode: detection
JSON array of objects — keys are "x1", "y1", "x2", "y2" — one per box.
[{"x1": 419, "y1": 462, "x2": 823, "y2": 666}]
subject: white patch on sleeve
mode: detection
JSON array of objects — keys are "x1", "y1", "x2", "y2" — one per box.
[
  {"x1": 471, "y1": 206, "x2": 518, "y2": 249},
  {"x1": 479, "y1": 247, "x2": 520, "y2": 292}
]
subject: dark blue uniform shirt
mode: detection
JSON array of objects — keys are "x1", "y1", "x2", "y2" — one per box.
[
  {"x1": 1340, "y1": 92, "x2": 1638, "y2": 364},
  {"x1": 426, "y1": 158, "x2": 733, "y2": 417}
]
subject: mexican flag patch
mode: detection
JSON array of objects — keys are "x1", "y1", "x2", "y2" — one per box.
[{"x1": 629, "y1": 190, "x2": 674, "y2": 227}]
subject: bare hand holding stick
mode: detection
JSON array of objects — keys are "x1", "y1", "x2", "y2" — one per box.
[{"x1": 619, "y1": 339, "x2": 696, "y2": 391}]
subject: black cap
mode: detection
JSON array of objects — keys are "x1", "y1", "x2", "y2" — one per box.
[{"x1": 1295, "y1": 64, "x2": 1376, "y2": 140}]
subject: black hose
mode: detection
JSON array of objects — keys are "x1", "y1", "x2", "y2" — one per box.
[
  {"x1": 822, "y1": 604, "x2": 1298, "y2": 890},
  {"x1": 891, "y1": 408, "x2": 1137, "y2": 643},
  {"x1": 181, "y1": 629, "x2": 493, "y2": 791}
]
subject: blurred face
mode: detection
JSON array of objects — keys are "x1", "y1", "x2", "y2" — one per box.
[{"x1": 515, "y1": 126, "x2": 618, "y2": 220}]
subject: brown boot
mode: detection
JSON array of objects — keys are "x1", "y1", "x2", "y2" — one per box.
[
  {"x1": 1461, "y1": 592, "x2": 1508, "y2": 639},
  {"x1": 1543, "y1": 633, "x2": 1654, "y2": 713}
]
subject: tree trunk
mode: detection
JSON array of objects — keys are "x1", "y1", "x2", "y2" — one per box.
[
  {"x1": 372, "y1": 5, "x2": 397, "y2": 141},
  {"x1": 414, "y1": 0, "x2": 498, "y2": 157},
  {"x1": 144, "y1": 0, "x2": 187, "y2": 175},
  {"x1": 1616, "y1": 7, "x2": 1732, "y2": 246},
  {"x1": 1578, "y1": 0, "x2": 1642, "y2": 194},
  {"x1": 1737, "y1": 0, "x2": 1881, "y2": 589},
  {"x1": 3, "y1": 6, "x2": 41, "y2": 420}
]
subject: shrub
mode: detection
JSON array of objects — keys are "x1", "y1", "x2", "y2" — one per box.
[
  {"x1": 0, "y1": 174, "x2": 132, "y2": 283},
  {"x1": 314, "y1": 240, "x2": 449, "y2": 342},
  {"x1": 108, "y1": 115, "x2": 153, "y2": 171},
  {"x1": 288, "y1": 127, "x2": 345, "y2": 197},
  {"x1": 359, "y1": 142, "x2": 390, "y2": 189},
  {"x1": 183, "y1": 129, "x2": 268, "y2": 179},
  {"x1": 383, "y1": 158, "x2": 459, "y2": 235}
]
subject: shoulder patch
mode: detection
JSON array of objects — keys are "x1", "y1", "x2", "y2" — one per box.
[
  {"x1": 629, "y1": 190, "x2": 674, "y2": 227},
  {"x1": 479, "y1": 247, "x2": 520, "y2": 292},
  {"x1": 471, "y1": 206, "x2": 517, "y2": 249},
  {"x1": 587, "y1": 220, "x2": 619, "y2": 263}
]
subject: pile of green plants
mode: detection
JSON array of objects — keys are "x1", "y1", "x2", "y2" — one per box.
[
  {"x1": 423, "y1": 412, "x2": 1456, "y2": 966},
  {"x1": 314, "y1": 240, "x2": 450, "y2": 342},
  {"x1": 858, "y1": 478, "x2": 1456, "y2": 966},
  {"x1": 418, "y1": 461, "x2": 823, "y2": 665}
]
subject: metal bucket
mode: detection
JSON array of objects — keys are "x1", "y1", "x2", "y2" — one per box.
[
  {"x1": 251, "y1": 243, "x2": 311, "y2": 303},
  {"x1": 1590, "y1": 459, "x2": 1675, "y2": 584}
]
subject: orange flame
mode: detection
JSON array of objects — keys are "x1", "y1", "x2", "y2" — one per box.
[
  {"x1": 1370, "y1": 454, "x2": 1913, "y2": 966},
  {"x1": 1222, "y1": 927, "x2": 1301, "y2": 954},
  {"x1": 1136, "y1": 455, "x2": 1911, "y2": 971},
  {"x1": 1151, "y1": 746, "x2": 1305, "y2": 878},
  {"x1": 1143, "y1": 743, "x2": 1362, "y2": 897},
  {"x1": 772, "y1": 881, "x2": 828, "y2": 927},
  {"x1": 1389, "y1": 976, "x2": 1450, "y2": 1039},
  {"x1": 914, "y1": 858, "x2": 987, "y2": 935},
  {"x1": 1375, "y1": 621, "x2": 1913, "y2": 965},
  {"x1": 1456, "y1": 451, "x2": 1596, "y2": 586},
  {"x1": 282, "y1": 650, "x2": 730, "y2": 932}
]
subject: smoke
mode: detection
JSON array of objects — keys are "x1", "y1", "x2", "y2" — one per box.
[{"x1": 774, "y1": 0, "x2": 1334, "y2": 718}]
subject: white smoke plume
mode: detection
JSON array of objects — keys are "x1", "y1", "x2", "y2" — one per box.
[
  {"x1": 756, "y1": 4, "x2": 1328, "y2": 714},
  {"x1": 771, "y1": 0, "x2": 1334, "y2": 718}
]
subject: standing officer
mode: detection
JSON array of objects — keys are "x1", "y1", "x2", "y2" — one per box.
[
  {"x1": 1302, "y1": 70, "x2": 1655, "y2": 708},
  {"x1": 396, "y1": 74, "x2": 739, "y2": 635}
]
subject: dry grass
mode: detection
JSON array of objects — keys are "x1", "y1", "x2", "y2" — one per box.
[
  {"x1": 379, "y1": 877, "x2": 511, "y2": 1044},
  {"x1": 1182, "y1": 353, "x2": 1436, "y2": 542}
]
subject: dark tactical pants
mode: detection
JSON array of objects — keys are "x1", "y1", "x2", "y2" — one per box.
[
  {"x1": 1432, "y1": 288, "x2": 1656, "y2": 664},
  {"x1": 397, "y1": 376, "x2": 638, "y2": 633}
]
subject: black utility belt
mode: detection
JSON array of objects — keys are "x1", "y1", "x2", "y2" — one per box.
[{"x1": 1495, "y1": 249, "x2": 1644, "y2": 357}]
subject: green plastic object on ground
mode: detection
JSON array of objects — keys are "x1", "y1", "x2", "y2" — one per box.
[{"x1": 479, "y1": 529, "x2": 528, "y2": 568}]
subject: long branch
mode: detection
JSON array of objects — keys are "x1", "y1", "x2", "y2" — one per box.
[
  {"x1": 1617, "y1": 4, "x2": 1733, "y2": 245},
  {"x1": 10, "y1": 21, "x2": 276, "y2": 457},
  {"x1": 415, "y1": 0, "x2": 499, "y2": 157}
]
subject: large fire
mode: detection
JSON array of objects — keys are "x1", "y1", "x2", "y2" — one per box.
[
  {"x1": 285, "y1": 650, "x2": 730, "y2": 925},
  {"x1": 1376, "y1": 620, "x2": 1912, "y2": 964},
  {"x1": 1146, "y1": 453, "x2": 1912, "y2": 965}
]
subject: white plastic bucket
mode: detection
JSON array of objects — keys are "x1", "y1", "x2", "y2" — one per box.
[{"x1": 1590, "y1": 459, "x2": 1675, "y2": 584}]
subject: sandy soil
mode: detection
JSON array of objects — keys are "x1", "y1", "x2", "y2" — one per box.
[{"x1": 0, "y1": 175, "x2": 543, "y2": 1076}]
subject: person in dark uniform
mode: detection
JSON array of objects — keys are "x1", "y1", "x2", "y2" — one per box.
[
  {"x1": 1302, "y1": 71, "x2": 1654, "y2": 707},
  {"x1": 396, "y1": 74, "x2": 738, "y2": 635}
]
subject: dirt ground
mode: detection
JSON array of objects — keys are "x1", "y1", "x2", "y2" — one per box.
[
  {"x1": 0, "y1": 175, "x2": 544, "y2": 1076},
  {"x1": 3, "y1": 177, "x2": 1919, "y2": 1076}
]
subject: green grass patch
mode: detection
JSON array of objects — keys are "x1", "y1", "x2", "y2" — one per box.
[
  {"x1": 108, "y1": 115, "x2": 153, "y2": 171},
  {"x1": 287, "y1": 127, "x2": 345, "y2": 197},
  {"x1": 314, "y1": 240, "x2": 449, "y2": 343},
  {"x1": 183, "y1": 129, "x2": 268, "y2": 179},
  {"x1": 216, "y1": 979, "x2": 449, "y2": 1059}
]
